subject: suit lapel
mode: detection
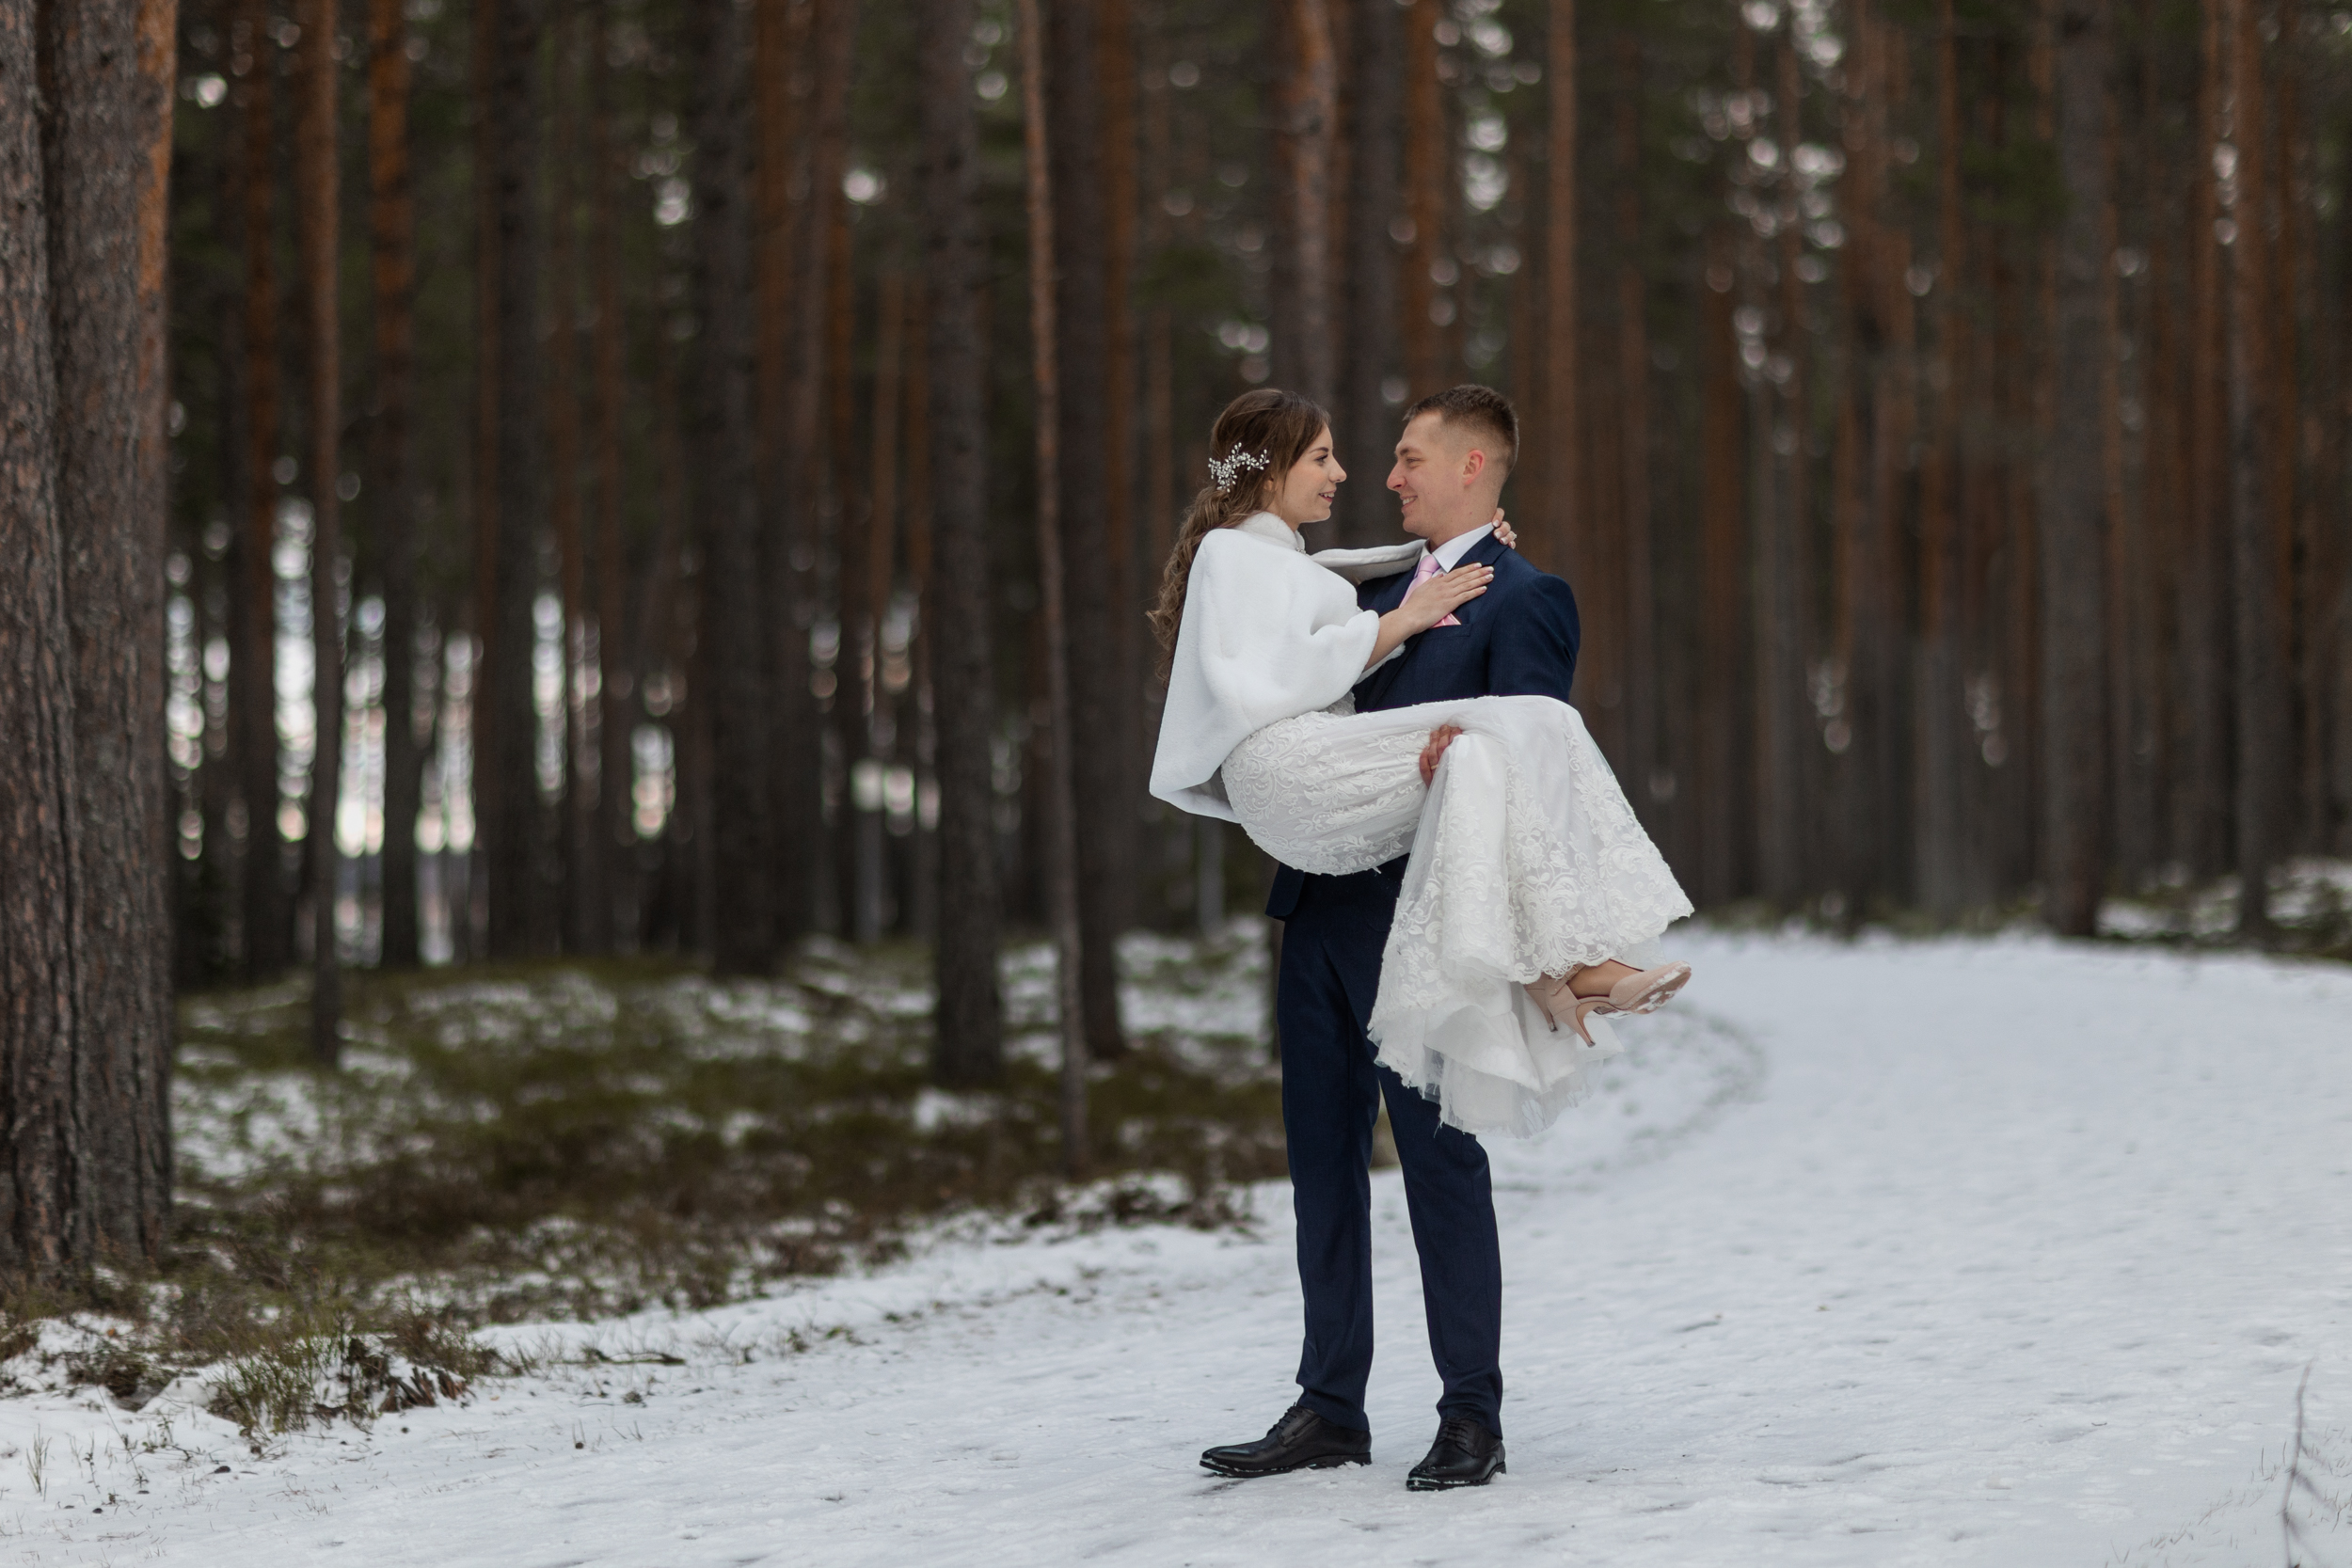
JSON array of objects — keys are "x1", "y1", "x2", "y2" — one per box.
[
  {"x1": 1444, "y1": 531, "x2": 1509, "y2": 627},
  {"x1": 1364, "y1": 562, "x2": 1420, "y2": 614}
]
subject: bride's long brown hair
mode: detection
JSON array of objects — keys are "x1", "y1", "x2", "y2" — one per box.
[{"x1": 1148, "y1": 388, "x2": 1334, "y2": 680}]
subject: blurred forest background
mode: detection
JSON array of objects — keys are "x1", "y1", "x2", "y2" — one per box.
[
  {"x1": 154, "y1": 0, "x2": 2352, "y2": 1026},
  {"x1": 9, "y1": 0, "x2": 2352, "y2": 1273}
]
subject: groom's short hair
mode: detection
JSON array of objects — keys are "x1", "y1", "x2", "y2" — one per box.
[{"x1": 1404, "y1": 385, "x2": 1518, "y2": 477}]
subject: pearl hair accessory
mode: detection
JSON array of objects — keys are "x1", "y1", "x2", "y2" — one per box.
[{"x1": 1208, "y1": 444, "x2": 1271, "y2": 495}]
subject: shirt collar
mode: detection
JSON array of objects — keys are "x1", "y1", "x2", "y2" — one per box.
[{"x1": 1432, "y1": 522, "x2": 1495, "y2": 571}]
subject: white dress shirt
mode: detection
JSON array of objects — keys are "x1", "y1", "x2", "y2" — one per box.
[{"x1": 1430, "y1": 521, "x2": 1495, "y2": 572}]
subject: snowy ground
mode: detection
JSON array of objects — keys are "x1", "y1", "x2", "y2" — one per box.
[{"x1": 4, "y1": 929, "x2": 2349, "y2": 1566}]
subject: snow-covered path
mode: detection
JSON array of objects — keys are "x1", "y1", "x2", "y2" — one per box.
[{"x1": 8, "y1": 933, "x2": 2350, "y2": 1566}]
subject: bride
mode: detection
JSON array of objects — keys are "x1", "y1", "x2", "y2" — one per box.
[{"x1": 1148, "y1": 388, "x2": 1694, "y2": 1138}]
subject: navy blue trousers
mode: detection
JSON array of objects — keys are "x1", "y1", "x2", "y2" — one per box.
[{"x1": 1278, "y1": 867, "x2": 1504, "y2": 1438}]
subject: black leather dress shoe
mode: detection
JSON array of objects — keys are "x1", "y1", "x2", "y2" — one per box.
[
  {"x1": 1200, "y1": 1403, "x2": 1372, "y2": 1478},
  {"x1": 1406, "y1": 1416, "x2": 1505, "y2": 1490}
]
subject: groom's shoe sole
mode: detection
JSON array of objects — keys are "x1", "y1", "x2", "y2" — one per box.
[
  {"x1": 1406, "y1": 1455, "x2": 1505, "y2": 1491},
  {"x1": 1200, "y1": 1452, "x2": 1371, "y2": 1480}
]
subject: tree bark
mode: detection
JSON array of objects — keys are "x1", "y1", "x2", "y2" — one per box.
[
  {"x1": 235, "y1": 0, "x2": 289, "y2": 981},
  {"x1": 824, "y1": 186, "x2": 859, "y2": 935},
  {"x1": 1273, "y1": 0, "x2": 1336, "y2": 405},
  {"x1": 1915, "y1": 0, "x2": 1967, "y2": 918},
  {"x1": 917, "y1": 0, "x2": 1003, "y2": 1083},
  {"x1": 1541, "y1": 0, "x2": 1578, "y2": 581},
  {"x1": 36, "y1": 0, "x2": 177, "y2": 1254},
  {"x1": 854, "y1": 272, "x2": 905, "y2": 942},
  {"x1": 1046, "y1": 0, "x2": 1127, "y2": 1060},
  {"x1": 483, "y1": 0, "x2": 546, "y2": 958},
  {"x1": 2176, "y1": 0, "x2": 2228, "y2": 875},
  {"x1": 2042, "y1": 0, "x2": 2112, "y2": 937},
  {"x1": 777, "y1": 0, "x2": 850, "y2": 941},
  {"x1": 1099, "y1": 0, "x2": 1140, "y2": 822},
  {"x1": 468, "y1": 0, "x2": 501, "y2": 963},
  {"x1": 1755, "y1": 15, "x2": 1808, "y2": 905},
  {"x1": 2, "y1": 0, "x2": 90, "y2": 1280},
  {"x1": 369, "y1": 0, "x2": 423, "y2": 968},
  {"x1": 1403, "y1": 0, "x2": 1445, "y2": 400},
  {"x1": 684, "y1": 0, "x2": 772, "y2": 972},
  {"x1": 1019, "y1": 0, "x2": 1090, "y2": 1176},
  {"x1": 294, "y1": 0, "x2": 342, "y2": 1059},
  {"x1": 2224, "y1": 0, "x2": 2283, "y2": 937},
  {"x1": 1335, "y1": 0, "x2": 1401, "y2": 544},
  {"x1": 547, "y1": 5, "x2": 599, "y2": 954},
  {"x1": 590, "y1": 0, "x2": 633, "y2": 943},
  {"x1": 1613, "y1": 40, "x2": 1654, "y2": 828},
  {"x1": 1698, "y1": 230, "x2": 1743, "y2": 907}
]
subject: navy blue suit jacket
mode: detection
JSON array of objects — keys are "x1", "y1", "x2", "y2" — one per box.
[{"x1": 1264, "y1": 530, "x2": 1581, "y2": 919}]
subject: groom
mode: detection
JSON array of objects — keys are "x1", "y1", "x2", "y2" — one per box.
[{"x1": 1200, "y1": 385, "x2": 1581, "y2": 1490}]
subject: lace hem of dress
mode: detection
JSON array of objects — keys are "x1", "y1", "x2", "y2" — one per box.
[{"x1": 1365, "y1": 715, "x2": 1693, "y2": 1137}]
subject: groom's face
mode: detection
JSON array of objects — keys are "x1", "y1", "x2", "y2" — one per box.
[{"x1": 1389, "y1": 412, "x2": 1491, "y2": 543}]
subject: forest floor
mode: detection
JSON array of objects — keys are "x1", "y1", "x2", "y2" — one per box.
[{"x1": 3, "y1": 916, "x2": 2350, "y2": 1565}]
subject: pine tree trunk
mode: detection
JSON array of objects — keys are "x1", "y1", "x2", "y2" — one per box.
[
  {"x1": 2334, "y1": 145, "x2": 2352, "y2": 854},
  {"x1": 0, "y1": 223, "x2": 91, "y2": 1277},
  {"x1": 1046, "y1": 0, "x2": 1127, "y2": 1060},
  {"x1": 547, "y1": 6, "x2": 599, "y2": 954},
  {"x1": 2042, "y1": 0, "x2": 2112, "y2": 936},
  {"x1": 1336, "y1": 0, "x2": 1400, "y2": 545},
  {"x1": 1613, "y1": 41, "x2": 1655, "y2": 830},
  {"x1": 236, "y1": 0, "x2": 289, "y2": 980},
  {"x1": 1914, "y1": 0, "x2": 1966, "y2": 918},
  {"x1": 1273, "y1": 0, "x2": 1336, "y2": 405},
  {"x1": 903, "y1": 281, "x2": 940, "y2": 940},
  {"x1": 1403, "y1": 0, "x2": 1445, "y2": 399},
  {"x1": 683, "y1": 0, "x2": 773, "y2": 973},
  {"x1": 483, "y1": 0, "x2": 545, "y2": 958},
  {"x1": 1698, "y1": 230, "x2": 1743, "y2": 907},
  {"x1": 35, "y1": 0, "x2": 178, "y2": 1253},
  {"x1": 824, "y1": 193, "x2": 859, "y2": 936},
  {"x1": 1099, "y1": 0, "x2": 1140, "y2": 824},
  {"x1": 590, "y1": 0, "x2": 633, "y2": 944},
  {"x1": 779, "y1": 0, "x2": 850, "y2": 941},
  {"x1": 2225, "y1": 0, "x2": 2284, "y2": 936},
  {"x1": 2176, "y1": 0, "x2": 2229, "y2": 875},
  {"x1": 2138, "y1": 6, "x2": 2184, "y2": 875},
  {"x1": 1541, "y1": 0, "x2": 1578, "y2": 582},
  {"x1": 294, "y1": 0, "x2": 342, "y2": 1058},
  {"x1": 1019, "y1": 0, "x2": 1090, "y2": 1174},
  {"x1": 2272, "y1": 10, "x2": 2317, "y2": 853},
  {"x1": 369, "y1": 0, "x2": 423, "y2": 968},
  {"x1": 854, "y1": 272, "x2": 905, "y2": 942},
  {"x1": 2, "y1": 0, "x2": 90, "y2": 1279},
  {"x1": 2099, "y1": 27, "x2": 2146, "y2": 888},
  {"x1": 1755, "y1": 16, "x2": 1808, "y2": 905}
]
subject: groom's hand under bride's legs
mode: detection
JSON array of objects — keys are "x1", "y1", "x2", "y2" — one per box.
[{"x1": 1418, "y1": 725, "x2": 1463, "y2": 786}]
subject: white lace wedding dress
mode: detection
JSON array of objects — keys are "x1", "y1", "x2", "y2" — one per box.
[{"x1": 1150, "y1": 512, "x2": 1692, "y2": 1138}]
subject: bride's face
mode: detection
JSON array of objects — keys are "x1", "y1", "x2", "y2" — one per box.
[{"x1": 1266, "y1": 425, "x2": 1345, "y2": 528}]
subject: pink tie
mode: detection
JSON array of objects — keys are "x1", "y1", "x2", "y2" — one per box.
[{"x1": 1411, "y1": 551, "x2": 1461, "y2": 627}]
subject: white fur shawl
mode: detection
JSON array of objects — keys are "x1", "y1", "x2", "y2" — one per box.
[{"x1": 1148, "y1": 512, "x2": 1424, "y2": 821}]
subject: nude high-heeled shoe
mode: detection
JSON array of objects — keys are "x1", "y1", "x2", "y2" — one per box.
[{"x1": 1524, "y1": 960, "x2": 1693, "y2": 1044}]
